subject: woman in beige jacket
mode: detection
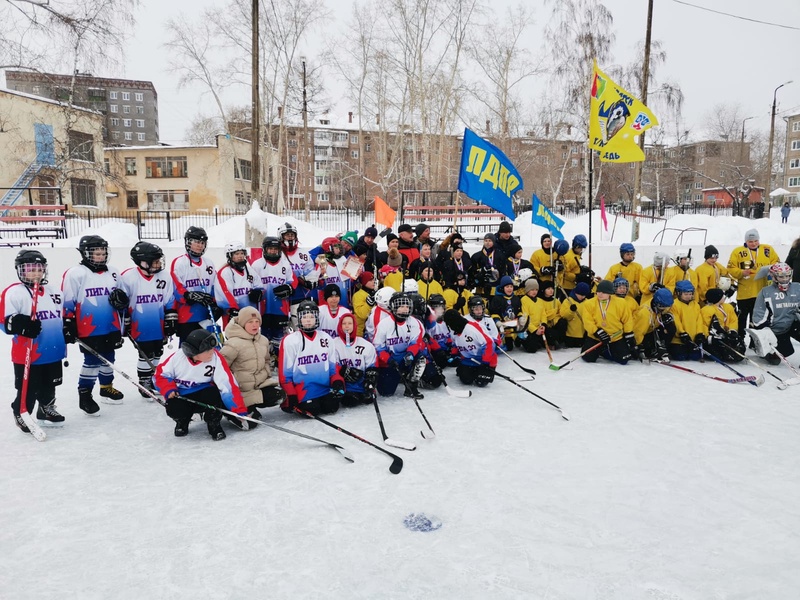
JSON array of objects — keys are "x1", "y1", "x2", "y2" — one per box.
[{"x1": 220, "y1": 306, "x2": 283, "y2": 421}]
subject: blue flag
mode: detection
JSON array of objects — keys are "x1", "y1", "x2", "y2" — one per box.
[
  {"x1": 457, "y1": 128, "x2": 522, "y2": 219},
  {"x1": 531, "y1": 194, "x2": 565, "y2": 239}
]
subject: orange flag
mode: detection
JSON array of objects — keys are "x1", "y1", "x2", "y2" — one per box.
[{"x1": 374, "y1": 196, "x2": 396, "y2": 228}]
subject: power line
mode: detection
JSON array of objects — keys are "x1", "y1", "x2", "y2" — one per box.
[{"x1": 671, "y1": 0, "x2": 800, "y2": 31}]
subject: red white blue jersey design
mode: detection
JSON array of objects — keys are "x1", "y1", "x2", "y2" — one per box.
[
  {"x1": 61, "y1": 265, "x2": 122, "y2": 338},
  {"x1": 451, "y1": 321, "x2": 498, "y2": 368},
  {"x1": 318, "y1": 305, "x2": 352, "y2": 339},
  {"x1": 171, "y1": 255, "x2": 217, "y2": 324},
  {"x1": 334, "y1": 335, "x2": 377, "y2": 394},
  {"x1": 252, "y1": 255, "x2": 297, "y2": 316},
  {"x1": 283, "y1": 248, "x2": 315, "y2": 303},
  {"x1": 118, "y1": 267, "x2": 176, "y2": 342},
  {"x1": 1, "y1": 283, "x2": 66, "y2": 365},
  {"x1": 426, "y1": 318, "x2": 454, "y2": 352},
  {"x1": 153, "y1": 349, "x2": 246, "y2": 414},
  {"x1": 466, "y1": 314, "x2": 502, "y2": 345},
  {"x1": 215, "y1": 263, "x2": 259, "y2": 312},
  {"x1": 364, "y1": 306, "x2": 390, "y2": 342},
  {"x1": 278, "y1": 330, "x2": 340, "y2": 402},
  {"x1": 314, "y1": 261, "x2": 350, "y2": 309},
  {"x1": 373, "y1": 316, "x2": 426, "y2": 367}
]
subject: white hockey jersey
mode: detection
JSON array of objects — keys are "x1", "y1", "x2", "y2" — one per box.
[
  {"x1": 215, "y1": 263, "x2": 259, "y2": 312},
  {"x1": 283, "y1": 248, "x2": 315, "y2": 304},
  {"x1": 318, "y1": 304, "x2": 352, "y2": 339},
  {"x1": 451, "y1": 321, "x2": 498, "y2": 368},
  {"x1": 1, "y1": 282, "x2": 66, "y2": 365},
  {"x1": 278, "y1": 330, "x2": 339, "y2": 402},
  {"x1": 170, "y1": 254, "x2": 217, "y2": 324},
  {"x1": 364, "y1": 305, "x2": 391, "y2": 342},
  {"x1": 466, "y1": 314, "x2": 502, "y2": 345},
  {"x1": 372, "y1": 315, "x2": 426, "y2": 366},
  {"x1": 334, "y1": 335, "x2": 377, "y2": 393},
  {"x1": 61, "y1": 264, "x2": 122, "y2": 338},
  {"x1": 252, "y1": 255, "x2": 297, "y2": 316},
  {"x1": 118, "y1": 267, "x2": 176, "y2": 342}
]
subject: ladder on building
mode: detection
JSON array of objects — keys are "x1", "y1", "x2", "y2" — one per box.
[{"x1": 0, "y1": 162, "x2": 45, "y2": 216}]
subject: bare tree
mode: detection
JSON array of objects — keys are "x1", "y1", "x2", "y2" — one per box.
[
  {"x1": 703, "y1": 102, "x2": 747, "y2": 142},
  {"x1": 185, "y1": 115, "x2": 223, "y2": 146}
]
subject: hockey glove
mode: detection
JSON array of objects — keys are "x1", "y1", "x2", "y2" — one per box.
[
  {"x1": 108, "y1": 288, "x2": 130, "y2": 311},
  {"x1": 679, "y1": 332, "x2": 693, "y2": 346},
  {"x1": 5, "y1": 314, "x2": 42, "y2": 339},
  {"x1": 365, "y1": 293, "x2": 377, "y2": 307},
  {"x1": 725, "y1": 283, "x2": 738, "y2": 298},
  {"x1": 164, "y1": 310, "x2": 178, "y2": 338},
  {"x1": 595, "y1": 328, "x2": 611, "y2": 344},
  {"x1": 649, "y1": 282, "x2": 665, "y2": 292},
  {"x1": 660, "y1": 313, "x2": 675, "y2": 328},
  {"x1": 247, "y1": 288, "x2": 264, "y2": 304},
  {"x1": 341, "y1": 365, "x2": 362, "y2": 383},
  {"x1": 694, "y1": 333, "x2": 707, "y2": 346},
  {"x1": 228, "y1": 308, "x2": 239, "y2": 319},
  {"x1": 454, "y1": 296, "x2": 466, "y2": 311},
  {"x1": 517, "y1": 314, "x2": 529, "y2": 333},
  {"x1": 402, "y1": 351, "x2": 416, "y2": 368},
  {"x1": 300, "y1": 277, "x2": 317, "y2": 290},
  {"x1": 726, "y1": 330, "x2": 740, "y2": 345},
  {"x1": 281, "y1": 394, "x2": 299, "y2": 413},
  {"x1": 184, "y1": 291, "x2": 215, "y2": 307},
  {"x1": 63, "y1": 317, "x2": 77, "y2": 344},
  {"x1": 475, "y1": 365, "x2": 495, "y2": 387},
  {"x1": 273, "y1": 284, "x2": 293, "y2": 299},
  {"x1": 330, "y1": 379, "x2": 345, "y2": 397},
  {"x1": 432, "y1": 349, "x2": 449, "y2": 369},
  {"x1": 540, "y1": 265, "x2": 554, "y2": 277}
]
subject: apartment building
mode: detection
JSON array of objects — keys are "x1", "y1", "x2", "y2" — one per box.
[
  {"x1": 5, "y1": 70, "x2": 159, "y2": 146},
  {"x1": 783, "y1": 112, "x2": 800, "y2": 202}
]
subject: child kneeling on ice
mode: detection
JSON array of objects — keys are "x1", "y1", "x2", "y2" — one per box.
[
  {"x1": 442, "y1": 309, "x2": 497, "y2": 387},
  {"x1": 334, "y1": 313, "x2": 378, "y2": 406},
  {"x1": 154, "y1": 329, "x2": 248, "y2": 440},
  {"x1": 220, "y1": 306, "x2": 284, "y2": 423}
]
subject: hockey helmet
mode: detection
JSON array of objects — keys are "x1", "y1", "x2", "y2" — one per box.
[
  {"x1": 675, "y1": 279, "x2": 695, "y2": 300},
  {"x1": 278, "y1": 222, "x2": 299, "y2": 250},
  {"x1": 296, "y1": 300, "x2": 320, "y2": 333},
  {"x1": 652, "y1": 288, "x2": 674, "y2": 310},
  {"x1": 184, "y1": 226, "x2": 208, "y2": 258},
  {"x1": 181, "y1": 329, "x2": 217, "y2": 358},
  {"x1": 321, "y1": 237, "x2": 343, "y2": 257},
  {"x1": 467, "y1": 295, "x2": 486, "y2": 318},
  {"x1": 619, "y1": 242, "x2": 636, "y2": 258},
  {"x1": 612, "y1": 276, "x2": 629, "y2": 296},
  {"x1": 718, "y1": 276, "x2": 732, "y2": 292},
  {"x1": 15, "y1": 249, "x2": 48, "y2": 285},
  {"x1": 389, "y1": 292, "x2": 413, "y2": 321},
  {"x1": 130, "y1": 241, "x2": 164, "y2": 275},
  {"x1": 553, "y1": 239, "x2": 570, "y2": 256},
  {"x1": 78, "y1": 235, "x2": 109, "y2": 271},
  {"x1": 517, "y1": 268, "x2": 534, "y2": 283},
  {"x1": 402, "y1": 279, "x2": 419, "y2": 293},
  {"x1": 769, "y1": 262, "x2": 793, "y2": 291},
  {"x1": 653, "y1": 251, "x2": 670, "y2": 267},
  {"x1": 572, "y1": 234, "x2": 588, "y2": 250},
  {"x1": 374, "y1": 287, "x2": 396, "y2": 310},
  {"x1": 428, "y1": 293, "x2": 446, "y2": 320},
  {"x1": 262, "y1": 236, "x2": 282, "y2": 261},
  {"x1": 225, "y1": 241, "x2": 248, "y2": 269}
]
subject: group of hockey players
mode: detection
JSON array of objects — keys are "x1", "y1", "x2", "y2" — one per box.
[{"x1": 3, "y1": 218, "x2": 797, "y2": 441}]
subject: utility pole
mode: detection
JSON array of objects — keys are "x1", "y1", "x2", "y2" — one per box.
[
  {"x1": 766, "y1": 80, "x2": 792, "y2": 214},
  {"x1": 302, "y1": 57, "x2": 310, "y2": 221},
  {"x1": 631, "y1": 0, "x2": 654, "y2": 242},
  {"x1": 251, "y1": 0, "x2": 261, "y2": 206}
]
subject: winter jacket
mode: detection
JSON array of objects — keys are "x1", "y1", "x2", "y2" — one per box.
[{"x1": 219, "y1": 306, "x2": 278, "y2": 407}]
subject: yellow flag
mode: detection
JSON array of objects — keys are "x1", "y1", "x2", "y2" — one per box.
[{"x1": 588, "y1": 60, "x2": 658, "y2": 163}]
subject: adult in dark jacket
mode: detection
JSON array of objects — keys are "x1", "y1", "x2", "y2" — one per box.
[
  {"x1": 441, "y1": 242, "x2": 472, "y2": 288},
  {"x1": 407, "y1": 241, "x2": 441, "y2": 281},
  {"x1": 471, "y1": 233, "x2": 505, "y2": 297},
  {"x1": 787, "y1": 236, "x2": 800, "y2": 282},
  {"x1": 397, "y1": 223, "x2": 421, "y2": 264},
  {"x1": 434, "y1": 231, "x2": 465, "y2": 270},
  {"x1": 376, "y1": 233, "x2": 400, "y2": 271},
  {"x1": 356, "y1": 226, "x2": 379, "y2": 274},
  {"x1": 493, "y1": 221, "x2": 517, "y2": 258}
]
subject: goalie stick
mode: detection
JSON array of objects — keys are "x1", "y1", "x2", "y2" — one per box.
[{"x1": 75, "y1": 339, "x2": 353, "y2": 462}]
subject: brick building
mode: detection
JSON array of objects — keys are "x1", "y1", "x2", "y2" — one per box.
[{"x1": 783, "y1": 112, "x2": 800, "y2": 203}]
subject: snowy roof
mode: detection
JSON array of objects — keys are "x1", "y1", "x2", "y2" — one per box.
[{"x1": 0, "y1": 87, "x2": 103, "y2": 116}]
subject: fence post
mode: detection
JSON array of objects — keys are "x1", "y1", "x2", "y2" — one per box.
[
  {"x1": 167, "y1": 211, "x2": 172, "y2": 241},
  {"x1": 86, "y1": 210, "x2": 91, "y2": 228},
  {"x1": 215, "y1": 206, "x2": 219, "y2": 226},
  {"x1": 136, "y1": 211, "x2": 142, "y2": 241},
  {"x1": 346, "y1": 206, "x2": 350, "y2": 230}
]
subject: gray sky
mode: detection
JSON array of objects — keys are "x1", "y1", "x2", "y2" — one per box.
[{"x1": 119, "y1": 0, "x2": 800, "y2": 144}]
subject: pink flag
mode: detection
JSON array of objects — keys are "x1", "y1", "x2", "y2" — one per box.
[{"x1": 599, "y1": 194, "x2": 608, "y2": 231}]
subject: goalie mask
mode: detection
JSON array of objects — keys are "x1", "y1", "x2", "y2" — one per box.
[{"x1": 769, "y1": 262, "x2": 793, "y2": 291}]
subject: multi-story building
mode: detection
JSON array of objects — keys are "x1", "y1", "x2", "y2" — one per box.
[
  {"x1": 0, "y1": 88, "x2": 106, "y2": 208},
  {"x1": 783, "y1": 112, "x2": 800, "y2": 203},
  {"x1": 104, "y1": 135, "x2": 277, "y2": 212},
  {"x1": 5, "y1": 70, "x2": 159, "y2": 146}
]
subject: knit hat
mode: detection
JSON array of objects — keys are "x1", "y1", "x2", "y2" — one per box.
[
  {"x1": 483, "y1": 232, "x2": 494, "y2": 240},
  {"x1": 387, "y1": 248, "x2": 403, "y2": 267},
  {"x1": 340, "y1": 231, "x2": 358, "y2": 248},
  {"x1": 540, "y1": 281, "x2": 555, "y2": 294},
  {"x1": 353, "y1": 242, "x2": 369, "y2": 257},
  {"x1": 595, "y1": 280, "x2": 614, "y2": 295},
  {"x1": 414, "y1": 223, "x2": 430, "y2": 238},
  {"x1": 385, "y1": 233, "x2": 398, "y2": 244},
  {"x1": 364, "y1": 226, "x2": 378, "y2": 238},
  {"x1": 499, "y1": 275, "x2": 514, "y2": 288},
  {"x1": 574, "y1": 281, "x2": 592, "y2": 296},
  {"x1": 234, "y1": 305, "x2": 262, "y2": 327},
  {"x1": 324, "y1": 283, "x2": 341, "y2": 299},
  {"x1": 359, "y1": 271, "x2": 375, "y2": 286},
  {"x1": 704, "y1": 245, "x2": 719, "y2": 259},
  {"x1": 451, "y1": 242, "x2": 463, "y2": 252},
  {"x1": 506, "y1": 242, "x2": 522, "y2": 257},
  {"x1": 540, "y1": 233, "x2": 551, "y2": 244},
  {"x1": 398, "y1": 223, "x2": 413, "y2": 234},
  {"x1": 745, "y1": 228, "x2": 760, "y2": 242},
  {"x1": 525, "y1": 279, "x2": 540, "y2": 292},
  {"x1": 706, "y1": 288, "x2": 724, "y2": 304},
  {"x1": 498, "y1": 221, "x2": 513, "y2": 233}
]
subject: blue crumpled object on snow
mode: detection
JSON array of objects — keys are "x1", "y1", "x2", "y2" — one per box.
[{"x1": 403, "y1": 513, "x2": 442, "y2": 532}]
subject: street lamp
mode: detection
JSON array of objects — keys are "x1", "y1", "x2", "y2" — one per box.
[
  {"x1": 740, "y1": 115, "x2": 755, "y2": 163},
  {"x1": 765, "y1": 80, "x2": 793, "y2": 214}
]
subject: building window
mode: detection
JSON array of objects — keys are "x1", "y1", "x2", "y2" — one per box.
[
  {"x1": 125, "y1": 157, "x2": 137, "y2": 176},
  {"x1": 351, "y1": 150, "x2": 359, "y2": 159},
  {"x1": 789, "y1": 177, "x2": 800, "y2": 188},
  {"x1": 123, "y1": 105, "x2": 131, "y2": 114},
  {"x1": 290, "y1": 154, "x2": 297, "y2": 163},
  {"x1": 365, "y1": 143, "x2": 371, "y2": 152},
  {"x1": 122, "y1": 92, "x2": 130, "y2": 101},
  {"x1": 695, "y1": 193, "x2": 702, "y2": 201},
  {"x1": 146, "y1": 190, "x2": 189, "y2": 210},
  {"x1": 351, "y1": 135, "x2": 358, "y2": 144},
  {"x1": 110, "y1": 117, "x2": 119, "y2": 126},
  {"x1": 571, "y1": 159, "x2": 578, "y2": 167},
  {"x1": 695, "y1": 182, "x2": 702, "y2": 189},
  {"x1": 110, "y1": 105, "x2": 118, "y2": 113},
  {"x1": 235, "y1": 190, "x2": 252, "y2": 207},
  {"x1": 112, "y1": 131, "x2": 120, "y2": 140},
  {"x1": 123, "y1": 119, "x2": 132, "y2": 127},
  {"x1": 68, "y1": 130, "x2": 94, "y2": 162},
  {"x1": 288, "y1": 139, "x2": 297, "y2": 147},
  {"x1": 145, "y1": 156, "x2": 188, "y2": 178},
  {"x1": 793, "y1": 121, "x2": 800, "y2": 132},
  {"x1": 790, "y1": 159, "x2": 800, "y2": 169},
  {"x1": 136, "y1": 106, "x2": 144, "y2": 114},
  {"x1": 792, "y1": 141, "x2": 800, "y2": 151},
  {"x1": 135, "y1": 92, "x2": 144, "y2": 102},
  {"x1": 124, "y1": 132, "x2": 133, "y2": 141},
  {"x1": 317, "y1": 192, "x2": 329, "y2": 202},
  {"x1": 135, "y1": 119, "x2": 145, "y2": 128},
  {"x1": 104, "y1": 158, "x2": 110, "y2": 174},
  {"x1": 126, "y1": 190, "x2": 139, "y2": 208},
  {"x1": 333, "y1": 132, "x2": 348, "y2": 143},
  {"x1": 110, "y1": 91, "x2": 118, "y2": 100},
  {"x1": 234, "y1": 158, "x2": 252, "y2": 181},
  {"x1": 71, "y1": 178, "x2": 97, "y2": 206},
  {"x1": 32, "y1": 85, "x2": 40, "y2": 94},
  {"x1": 315, "y1": 176, "x2": 329, "y2": 186},
  {"x1": 137, "y1": 133, "x2": 146, "y2": 141}
]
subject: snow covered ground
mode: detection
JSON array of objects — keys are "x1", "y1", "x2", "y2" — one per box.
[{"x1": 2, "y1": 211, "x2": 800, "y2": 599}]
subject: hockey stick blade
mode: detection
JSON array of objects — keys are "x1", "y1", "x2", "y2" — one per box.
[
  {"x1": 20, "y1": 412, "x2": 46, "y2": 441},
  {"x1": 384, "y1": 438, "x2": 417, "y2": 451},
  {"x1": 776, "y1": 376, "x2": 800, "y2": 390},
  {"x1": 443, "y1": 385, "x2": 471, "y2": 398}
]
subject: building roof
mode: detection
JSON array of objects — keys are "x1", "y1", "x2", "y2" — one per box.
[
  {"x1": 0, "y1": 87, "x2": 103, "y2": 116},
  {"x1": 5, "y1": 70, "x2": 157, "y2": 96}
]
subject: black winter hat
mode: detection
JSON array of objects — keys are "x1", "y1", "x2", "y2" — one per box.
[
  {"x1": 704, "y1": 245, "x2": 719, "y2": 259},
  {"x1": 706, "y1": 288, "x2": 724, "y2": 304},
  {"x1": 540, "y1": 233, "x2": 552, "y2": 245},
  {"x1": 364, "y1": 226, "x2": 378, "y2": 238},
  {"x1": 324, "y1": 283, "x2": 341, "y2": 299},
  {"x1": 506, "y1": 242, "x2": 522, "y2": 256},
  {"x1": 398, "y1": 223, "x2": 413, "y2": 234},
  {"x1": 498, "y1": 221, "x2": 513, "y2": 233},
  {"x1": 596, "y1": 280, "x2": 615, "y2": 295},
  {"x1": 415, "y1": 223, "x2": 430, "y2": 238},
  {"x1": 385, "y1": 233, "x2": 398, "y2": 244}
]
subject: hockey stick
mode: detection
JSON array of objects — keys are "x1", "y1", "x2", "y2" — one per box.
[
  {"x1": 489, "y1": 366, "x2": 569, "y2": 421},
  {"x1": 652, "y1": 360, "x2": 760, "y2": 385},
  {"x1": 541, "y1": 330, "x2": 555, "y2": 365},
  {"x1": 75, "y1": 339, "x2": 353, "y2": 461},
  {"x1": 193, "y1": 264, "x2": 225, "y2": 347},
  {"x1": 294, "y1": 407, "x2": 403, "y2": 474},
  {"x1": 497, "y1": 345, "x2": 536, "y2": 376},
  {"x1": 390, "y1": 361, "x2": 438, "y2": 438},
  {"x1": 432, "y1": 361, "x2": 471, "y2": 398},
  {"x1": 549, "y1": 340, "x2": 604, "y2": 371},
  {"x1": 718, "y1": 340, "x2": 799, "y2": 390},
  {"x1": 695, "y1": 345, "x2": 763, "y2": 387},
  {"x1": 372, "y1": 395, "x2": 416, "y2": 451},
  {"x1": 19, "y1": 280, "x2": 46, "y2": 441}
]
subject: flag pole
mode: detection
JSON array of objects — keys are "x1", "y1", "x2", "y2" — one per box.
[{"x1": 587, "y1": 147, "x2": 593, "y2": 271}]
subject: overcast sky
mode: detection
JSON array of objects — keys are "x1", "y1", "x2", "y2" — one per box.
[{"x1": 117, "y1": 0, "x2": 800, "y2": 144}]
